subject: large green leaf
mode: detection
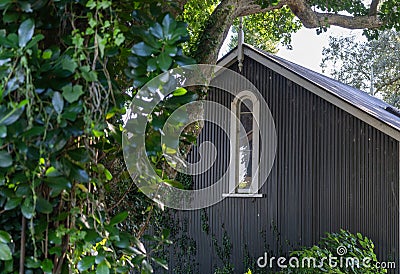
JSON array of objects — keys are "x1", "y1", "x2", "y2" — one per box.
[
  {"x1": 67, "y1": 148, "x2": 90, "y2": 163},
  {"x1": 77, "y1": 256, "x2": 95, "y2": 271},
  {"x1": 26, "y1": 34, "x2": 44, "y2": 49},
  {"x1": 0, "y1": 0, "x2": 12, "y2": 9},
  {"x1": 0, "y1": 105, "x2": 24, "y2": 126},
  {"x1": 0, "y1": 231, "x2": 11, "y2": 244},
  {"x1": 36, "y1": 196, "x2": 53, "y2": 214},
  {"x1": 157, "y1": 52, "x2": 172, "y2": 72},
  {"x1": 52, "y1": 91, "x2": 64, "y2": 114},
  {"x1": 70, "y1": 166, "x2": 89, "y2": 183},
  {"x1": 151, "y1": 257, "x2": 168, "y2": 270},
  {"x1": 21, "y1": 198, "x2": 35, "y2": 219},
  {"x1": 149, "y1": 23, "x2": 163, "y2": 39},
  {"x1": 44, "y1": 176, "x2": 71, "y2": 197},
  {"x1": 18, "y1": 18, "x2": 35, "y2": 48},
  {"x1": 131, "y1": 42, "x2": 154, "y2": 57},
  {"x1": 141, "y1": 260, "x2": 154, "y2": 274},
  {"x1": 109, "y1": 211, "x2": 128, "y2": 226},
  {"x1": 4, "y1": 197, "x2": 21, "y2": 210},
  {"x1": 146, "y1": 58, "x2": 157, "y2": 72},
  {"x1": 96, "y1": 260, "x2": 110, "y2": 274},
  {"x1": 162, "y1": 14, "x2": 177, "y2": 37},
  {"x1": 0, "y1": 151, "x2": 12, "y2": 168},
  {"x1": 0, "y1": 243, "x2": 11, "y2": 261}
]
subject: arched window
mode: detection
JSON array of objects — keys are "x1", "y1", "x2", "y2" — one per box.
[{"x1": 227, "y1": 90, "x2": 261, "y2": 196}]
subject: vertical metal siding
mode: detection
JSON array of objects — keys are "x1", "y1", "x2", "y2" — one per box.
[{"x1": 168, "y1": 56, "x2": 399, "y2": 273}]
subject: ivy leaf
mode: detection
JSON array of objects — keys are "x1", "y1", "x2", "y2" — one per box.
[
  {"x1": 52, "y1": 91, "x2": 64, "y2": 114},
  {"x1": 62, "y1": 84, "x2": 84, "y2": 103},
  {"x1": 0, "y1": 151, "x2": 12, "y2": 168},
  {"x1": 18, "y1": 18, "x2": 35, "y2": 48},
  {"x1": 60, "y1": 56, "x2": 78, "y2": 73},
  {"x1": 77, "y1": 256, "x2": 95, "y2": 271},
  {"x1": 0, "y1": 243, "x2": 12, "y2": 261},
  {"x1": 131, "y1": 42, "x2": 154, "y2": 57},
  {"x1": 42, "y1": 49, "x2": 52, "y2": 59}
]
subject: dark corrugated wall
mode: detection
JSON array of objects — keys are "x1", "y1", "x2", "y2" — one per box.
[{"x1": 166, "y1": 57, "x2": 399, "y2": 273}]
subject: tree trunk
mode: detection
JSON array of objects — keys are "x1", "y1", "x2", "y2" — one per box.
[{"x1": 193, "y1": 0, "x2": 240, "y2": 64}]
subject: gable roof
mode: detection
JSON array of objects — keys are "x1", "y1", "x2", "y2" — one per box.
[{"x1": 218, "y1": 43, "x2": 400, "y2": 141}]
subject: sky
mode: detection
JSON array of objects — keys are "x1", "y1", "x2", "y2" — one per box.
[{"x1": 277, "y1": 26, "x2": 365, "y2": 74}]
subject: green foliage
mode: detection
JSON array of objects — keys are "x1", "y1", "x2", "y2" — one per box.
[
  {"x1": 321, "y1": 30, "x2": 400, "y2": 107},
  {"x1": 0, "y1": 0, "x2": 192, "y2": 272},
  {"x1": 228, "y1": 8, "x2": 302, "y2": 52},
  {"x1": 307, "y1": 0, "x2": 368, "y2": 16},
  {"x1": 125, "y1": 9, "x2": 199, "y2": 194},
  {"x1": 127, "y1": 12, "x2": 195, "y2": 88},
  {"x1": 180, "y1": 0, "x2": 220, "y2": 53},
  {"x1": 0, "y1": 0, "x2": 399, "y2": 272},
  {"x1": 212, "y1": 228, "x2": 234, "y2": 273},
  {"x1": 281, "y1": 230, "x2": 386, "y2": 273},
  {"x1": 380, "y1": 1, "x2": 400, "y2": 27}
]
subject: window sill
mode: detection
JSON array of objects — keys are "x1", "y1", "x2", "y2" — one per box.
[{"x1": 222, "y1": 193, "x2": 264, "y2": 198}]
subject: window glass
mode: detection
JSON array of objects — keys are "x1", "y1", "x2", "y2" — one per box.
[{"x1": 238, "y1": 98, "x2": 253, "y2": 192}]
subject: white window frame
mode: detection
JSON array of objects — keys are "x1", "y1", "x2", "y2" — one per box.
[{"x1": 223, "y1": 90, "x2": 263, "y2": 197}]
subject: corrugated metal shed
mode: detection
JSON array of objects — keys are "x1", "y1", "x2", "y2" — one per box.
[{"x1": 165, "y1": 45, "x2": 400, "y2": 274}]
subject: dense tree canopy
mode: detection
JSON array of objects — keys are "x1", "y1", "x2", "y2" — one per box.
[
  {"x1": 191, "y1": 0, "x2": 400, "y2": 64},
  {"x1": 0, "y1": 0, "x2": 399, "y2": 273},
  {"x1": 321, "y1": 30, "x2": 400, "y2": 107}
]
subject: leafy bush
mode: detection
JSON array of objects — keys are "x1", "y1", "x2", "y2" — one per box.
[
  {"x1": 0, "y1": 0, "x2": 194, "y2": 272},
  {"x1": 281, "y1": 230, "x2": 387, "y2": 273}
]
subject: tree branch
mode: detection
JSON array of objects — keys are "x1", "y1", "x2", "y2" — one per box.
[
  {"x1": 237, "y1": 1, "x2": 286, "y2": 17},
  {"x1": 193, "y1": 0, "x2": 383, "y2": 65},
  {"x1": 285, "y1": 0, "x2": 383, "y2": 29},
  {"x1": 193, "y1": 0, "x2": 240, "y2": 64},
  {"x1": 369, "y1": 0, "x2": 380, "y2": 16},
  {"x1": 376, "y1": 75, "x2": 400, "y2": 94}
]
